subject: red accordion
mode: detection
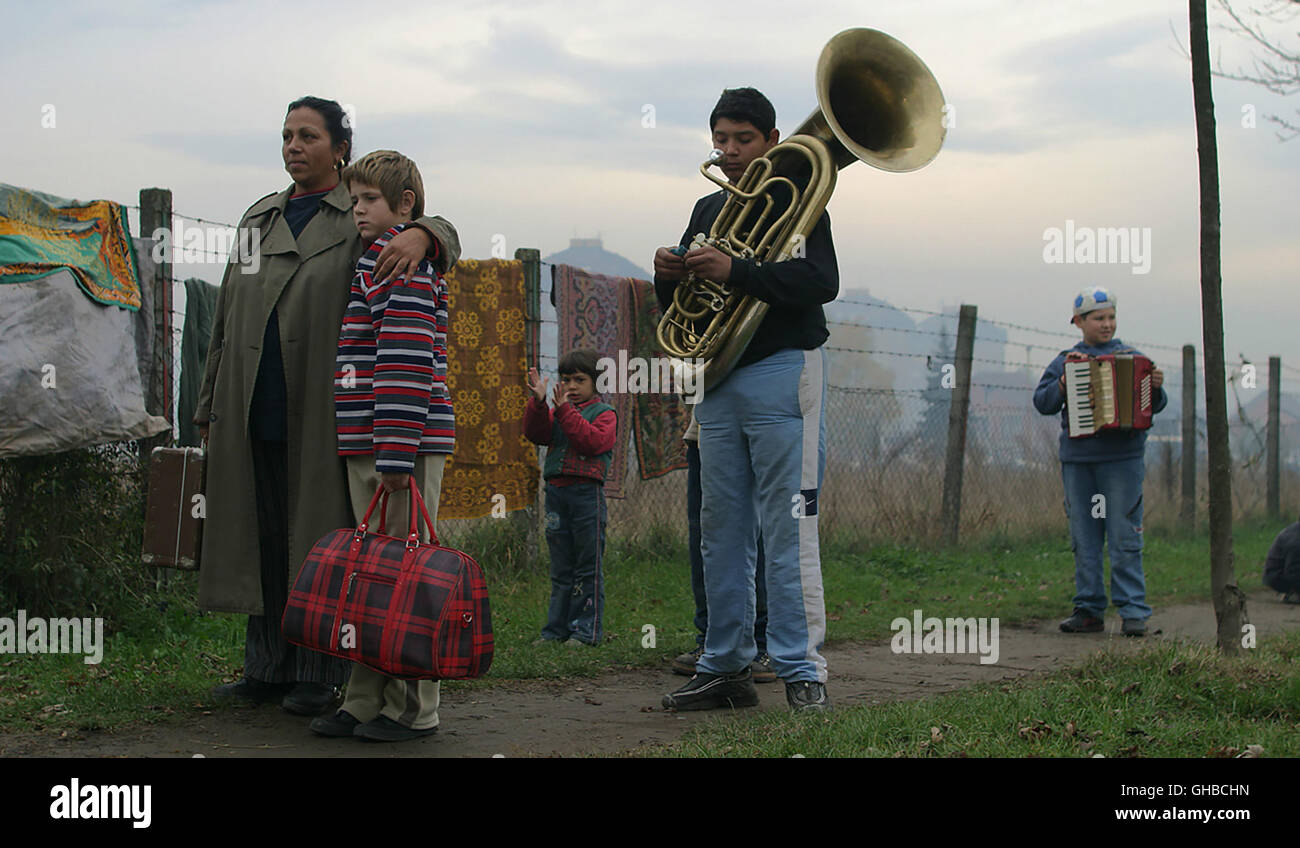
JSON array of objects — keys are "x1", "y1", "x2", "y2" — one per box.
[
  {"x1": 1064, "y1": 352, "x2": 1154, "y2": 438},
  {"x1": 282, "y1": 481, "x2": 492, "y2": 680}
]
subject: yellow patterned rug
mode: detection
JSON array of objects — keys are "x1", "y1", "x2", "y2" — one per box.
[{"x1": 439, "y1": 258, "x2": 539, "y2": 518}]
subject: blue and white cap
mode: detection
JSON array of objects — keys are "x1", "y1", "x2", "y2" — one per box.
[{"x1": 1072, "y1": 286, "x2": 1117, "y2": 322}]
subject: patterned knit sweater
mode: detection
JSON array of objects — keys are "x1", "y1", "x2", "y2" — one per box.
[{"x1": 335, "y1": 224, "x2": 454, "y2": 472}]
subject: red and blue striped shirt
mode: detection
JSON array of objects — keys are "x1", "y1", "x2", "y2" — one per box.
[{"x1": 335, "y1": 225, "x2": 454, "y2": 472}]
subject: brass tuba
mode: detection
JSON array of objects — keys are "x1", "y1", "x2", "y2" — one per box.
[{"x1": 657, "y1": 28, "x2": 947, "y2": 393}]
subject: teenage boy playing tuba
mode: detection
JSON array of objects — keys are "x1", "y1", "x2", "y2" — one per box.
[{"x1": 653, "y1": 87, "x2": 838, "y2": 712}]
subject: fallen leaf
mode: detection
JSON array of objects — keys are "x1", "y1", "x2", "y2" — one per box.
[
  {"x1": 1018, "y1": 719, "x2": 1052, "y2": 741},
  {"x1": 1236, "y1": 745, "x2": 1264, "y2": 758}
]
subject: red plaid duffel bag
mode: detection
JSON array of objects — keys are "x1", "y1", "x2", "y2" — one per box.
[{"x1": 282, "y1": 480, "x2": 492, "y2": 679}]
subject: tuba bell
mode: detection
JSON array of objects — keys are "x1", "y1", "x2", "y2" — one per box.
[{"x1": 657, "y1": 28, "x2": 947, "y2": 393}]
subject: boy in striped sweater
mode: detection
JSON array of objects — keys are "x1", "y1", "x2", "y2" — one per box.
[{"x1": 312, "y1": 149, "x2": 454, "y2": 743}]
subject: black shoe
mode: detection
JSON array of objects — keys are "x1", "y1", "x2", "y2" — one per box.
[
  {"x1": 309, "y1": 710, "x2": 362, "y2": 738},
  {"x1": 785, "y1": 680, "x2": 832, "y2": 712},
  {"x1": 210, "y1": 677, "x2": 291, "y2": 704},
  {"x1": 671, "y1": 645, "x2": 704, "y2": 676},
  {"x1": 1059, "y1": 609, "x2": 1105, "y2": 633},
  {"x1": 282, "y1": 682, "x2": 340, "y2": 716},
  {"x1": 751, "y1": 653, "x2": 778, "y2": 683},
  {"x1": 1122, "y1": 618, "x2": 1147, "y2": 637},
  {"x1": 353, "y1": 715, "x2": 439, "y2": 742},
  {"x1": 662, "y1": 669, "x2": 758, "y2": 711}
]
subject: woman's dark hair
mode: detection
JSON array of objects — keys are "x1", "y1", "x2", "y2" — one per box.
[
  {"x1": 286, "y1": 95, "x2": 353, "y2": 166},
  {"x1": 558, "y1": 349, "x2": 601, "y2": 382},
  {"x1": 710, "y1": 87, "x2": 776, "y2": 136}
]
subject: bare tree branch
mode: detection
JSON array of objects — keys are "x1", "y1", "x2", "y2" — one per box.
[{"x1": 1212, "y1": 0, "x2": 1300, "y2": 138}]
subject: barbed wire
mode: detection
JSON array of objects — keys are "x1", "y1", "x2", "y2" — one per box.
[
  {"x1": 836, "y1": 296, "x2": 947, "y2": 318},
  {"x1": 976, "y1": 315, "x2": 1078, "y2": 340},
  {"x1": 829, "y1": 319, "x2": 953, "y2": 338},
  {"x1": 829, "y1": 385, "x2": 929, "y2": 396},
  {"x1": 125, "y1": 204, "x2": 238, "y2": 230},
  {"x1": 826, "y1": 345, "x2": 929, "y2": 359},
  {"x1": 145, "y1": 241, "x2": 1292, "y2": 404},
  {"x1": 972, "y1": 381, "x2": 1035, "y2": 392}
]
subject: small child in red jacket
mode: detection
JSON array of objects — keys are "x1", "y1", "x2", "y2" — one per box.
[{"x1": 524, "y1": 349, "x2": 617, "y2": 645}]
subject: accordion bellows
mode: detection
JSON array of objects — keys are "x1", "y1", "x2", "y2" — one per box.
[
  {"x1": 283, "y1": 484, "x2": 493, "y2": 680},
  {"x1": 1064, "y1": 353, "x2": 1154, "y2": 439}
]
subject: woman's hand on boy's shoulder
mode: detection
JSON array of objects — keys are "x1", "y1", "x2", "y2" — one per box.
[{"x1": 374, "y1": 227, "x2": 432, "y2": 285}]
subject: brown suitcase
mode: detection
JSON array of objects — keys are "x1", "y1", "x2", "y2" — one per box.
[{"x1": 142, "y1": 446, "x2": 205, "y2": 570}]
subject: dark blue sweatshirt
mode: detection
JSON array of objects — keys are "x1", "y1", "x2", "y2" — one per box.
[{"x1": 653, "y1": 189, "x2": 839, "y2": 371}]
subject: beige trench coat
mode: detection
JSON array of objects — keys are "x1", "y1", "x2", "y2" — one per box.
[{"x1": 193, "y1": 183, "x2": 460, "y2": 614}]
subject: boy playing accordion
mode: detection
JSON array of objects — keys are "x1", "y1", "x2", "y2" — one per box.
[{"x1": 1033, "y1": 287, "x2": 1166, "y2": 636}]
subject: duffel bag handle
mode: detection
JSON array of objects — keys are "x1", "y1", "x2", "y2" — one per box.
[
  {"x1": 355, "y1": 478, "x2": 439, "y2": 548},
  {"x1": 356, "y1": 486, "x2": 386, "y2": 539},
  {"x1": 405, "y1": 477, "x2": 439, "y2": 548}
]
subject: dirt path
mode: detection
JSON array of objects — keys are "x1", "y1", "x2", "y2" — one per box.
[{"x1": 3, "y1": 590, "x2": 1296, "y2": 758}]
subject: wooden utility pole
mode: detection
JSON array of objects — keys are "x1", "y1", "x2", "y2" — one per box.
[
  {"x1": 1190, "y1": 0, "x2": 1247, "y2": 653},
  {"x1": 940, "y1": 304, "x2": 976, "y2": 546}
]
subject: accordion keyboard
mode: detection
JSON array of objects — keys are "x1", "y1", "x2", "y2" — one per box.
[{"x1": 1065, "y1": 360, "x2": 1094, "y2": 437}]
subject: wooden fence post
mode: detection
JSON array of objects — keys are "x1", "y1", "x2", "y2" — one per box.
[
  {"x1": 139, "y1": 188, "x2": 173, "y2": 450},
  {"x1": 516, "y1": 247, "x2": 542, "y2": 570},
  {"x1": 1181, "y1": 344, "x2": 1196, "y2": 530},
  {"x1": 1268, "y1": 355, "x2": 1280, "y2": 521},
  {"x1": 940, "y1": 304, "x2": 976, "y2": 546}
]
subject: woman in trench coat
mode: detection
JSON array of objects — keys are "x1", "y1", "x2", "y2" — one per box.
[{"x1": 194, "y1": 96, "x2": 460, "y2": 715}]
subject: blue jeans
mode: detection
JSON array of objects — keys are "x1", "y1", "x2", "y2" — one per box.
[
  {"x1": 687, "y1": 440, "x2": 767, "y2": 651},
  {"x1": 542, "y1": 481, "x2": 606, "y2": 644},
  {"x1": 1062, "y1": 457, "x2": 1152, "y2": 621},
  {"x1": 695, "y1": 348, "x2": 828, "y2": 683}
]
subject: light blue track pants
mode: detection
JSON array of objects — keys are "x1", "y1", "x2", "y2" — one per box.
[{"x1": 695, "y1": 348, "x2": 828, "y2": 683}]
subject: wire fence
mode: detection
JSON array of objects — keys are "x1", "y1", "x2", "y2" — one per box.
[
  {"x1": 136, "y1": 207, "x2": 1300, "y2": 548},
  {"x1": 514, "y1": 289, "x2": 1300, "y2": 547}
]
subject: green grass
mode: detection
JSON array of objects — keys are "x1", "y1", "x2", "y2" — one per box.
[
  {"x1": 0, "y1": 518, "x2": 1287, "y2": 736},
  {"x1": 647, "y1": 632, "x2": 1300, "y2": 758}
]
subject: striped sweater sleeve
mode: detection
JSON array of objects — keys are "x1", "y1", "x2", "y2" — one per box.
[{"x1": 365, "y1": 228, "x2": 438, "y2": 474}]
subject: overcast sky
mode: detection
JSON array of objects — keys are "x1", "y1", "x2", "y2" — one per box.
[{"x1": 3, "y1": 0, "x2": 1297, "y2": 387}]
